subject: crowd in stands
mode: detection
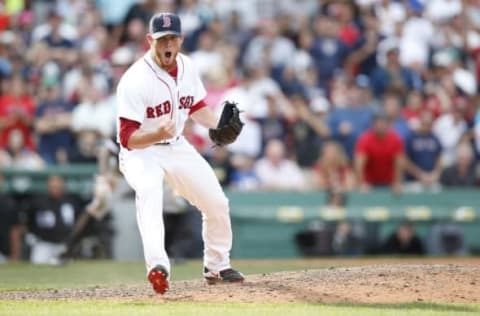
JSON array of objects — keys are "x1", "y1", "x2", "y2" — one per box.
[
  {"x1": 0, "y1": 0, "x2": 480, "y2": 196},
  {"x1": 3, "y1": 0, "x2": 480, "y2": 263}
]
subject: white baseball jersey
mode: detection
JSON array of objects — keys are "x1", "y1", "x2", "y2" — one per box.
[
  {"x1": 116, "y1": 51, "x2": 233, "y2": 277},
  {"x1": 116, "y1": 52, "x2": 206, "y2": 145}
]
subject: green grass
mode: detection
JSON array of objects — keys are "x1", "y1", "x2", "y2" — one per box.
[
  {"x1": 0, "y1": 301, "x2": 479, "y2": 316},
  {"x1": 1, "y1": 259, "x2": 479, "y2": 316}
]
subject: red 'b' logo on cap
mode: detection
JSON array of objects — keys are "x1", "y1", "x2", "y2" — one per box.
[{"x1": 162, "y1": 16, "x2": 171, "y2": 28}]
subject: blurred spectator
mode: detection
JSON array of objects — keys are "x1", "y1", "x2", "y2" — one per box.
[
  {"x1": 399, "y1": 1, "x2": 434, "y2": 69},
  {"x1": 123, "y1": 16, "x2": 150, "y2": 53},
  {"x1": 1, "y1": 129, "x2": 44, "y2": 170},
  {"x1": 203, "y1": 66, "x2": 236, "y2": 113},
  {"x1": 0, "y1": 75, "x2": 35, "y2": 150},
  {"x1": 424, "y1": 71, "x2": 474, "y2": 120},
  {"x1": 255, "y1": 94, "x2": 291, "y2": 153},
  {"x1": 381, "y1": 222, "x2": 425, "y2": 255},
  {"x1": 375, "y1": 0, "x2": 406, "y2": 37},
  {"x1": 110, "y1": 46, "x2": 136, "y2": 84},
  {"x1": 290, "y1": 94, "x2": 330, "y2": 168},
  {"x1": 280, "y1": 30, "x2": 315, "y2": 95},
  {"x1": 71, "y1": 81, "x2": 116, "y2": 139},
  {"x1": 313, "y1": 140, "x2": 355, "y2": 192},
  {"x1": 68, "y1": 130, "x2": 99, "y2": 164},
  {"x1": 0, "y1": 31, "x2": 14, "y2": 78},
  {"x1": 426, "y1": 222, "x2": 468, "y2": 256},
  {"x1": 226, "y1": 64, "x2": 288, "y2": 120},
  {"x1": 298, "y1": 66, "x2": 324, "y2": 102},
  {"x1": 32, "y1": 8, "x2": 77, "y2": 44},
  {"x1": 328, "y1": 75, "x2": 376, "y2": 159},
  {"x1": 404, "y1": 111, "x2": 443, "y2": 191},
  {"x1": 433, "y1": 101, "x2": 469, "y2": 167},
  {"x1": 329, "y1": 1, "x2": 361, "y2": 49},
  {"x1": 329, "y1": 73, "x2": 351, "y2": 108},
  {"x1": 178, "y1": 0, "x2": 205, "y2": 39},
  {"x1": 440, "y1": 143, "x2": 479, "y2": 187},
  {"x1": 16, "y1": 10, "x2": 36, "y2": 48},
  {"x1": 354, "y1": 113, "x2": 405, "y2": 193},
  {"x1": 39, "y1": 9, "x2": 75, "y2": 49},
  {"x1": 383, "y1": 92, "x2": 410, "y2": 141},
  {"x1": 22, "y1": 41, "x2": 50, "y2": 90},
  {"x1": 190, "y1": 30, "x2": 222, "y2": 78},
  {"x1": 331, "y1": 221, "x2": 364, "y2": 256},
  {"x1": 344, "y1": 9, "x2": 380, "y2": 77},
  {"x1": 311, "y1": 14, "x2": 350, "y2": 86},
  {"x1": 370, "y1": 38, "x2": 422, "y2": 97},
  {"x1": 242, "y1": 18, "x2": 295, "y2": 75},
  {"x1": 34, "y1": 82, "x2": 75, "y2": 165},
  {"x1": 254, "y1": 139, "x2": 306, "y2": 190},
  {"x1": 295, "y1": 220, "x2": 334, "y2": 256},
  {"x1": 63, "y1": 63, "x2": 109, "y2": 106},
  {"x1": 230, "y1": 154, "x2": 260, "y2": 191},
  {"x1": 0, "y1": 173, "x2": 22, "y2": 262},
  {"x1": 426, "y1": 0, "x2": 462, "y2": 23},
  {"x1": 207, "y1": 147, "x2": 234, "y2": 187},
  {"x1": 123, "y1": 0, "x2": 157, "y2": 28},
  {"x1": 401, "y1": 90, "x2": 425, "y2": 131},
  {"x1": 23, "y1": 175, "x2": 84, "y2": 265}
]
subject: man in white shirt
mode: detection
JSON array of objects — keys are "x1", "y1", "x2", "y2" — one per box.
[{"x1": 254, "y1": 139, "x2": 306, "y2": 190}]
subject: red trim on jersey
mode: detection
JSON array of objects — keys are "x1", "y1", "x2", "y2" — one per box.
[
  {"x1": 119, "y1": 117, "x2": 141, "y2": 149},
  {"x1": 189, "y1": 100, "x2": 207, "y2": 115},
  {"x1": 168, "y1": 64, "x2": 178, "y2": 78}
]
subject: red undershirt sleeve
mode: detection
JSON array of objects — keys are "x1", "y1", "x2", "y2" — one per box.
[
  {"x1": 188, "y1": 99, "x2": 207, "y2": 116},
  {"x1": 119, "y1": 117, "x2": 141, "y2": 149}
]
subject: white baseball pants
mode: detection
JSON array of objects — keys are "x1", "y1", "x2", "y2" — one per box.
[{"x1": 119, "y1": 138, "x2": 232, "y2": 276}]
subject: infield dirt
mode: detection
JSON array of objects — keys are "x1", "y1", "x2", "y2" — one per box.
[{"x1": 1, "y1": 263, "x2": 479, "y2": 304}]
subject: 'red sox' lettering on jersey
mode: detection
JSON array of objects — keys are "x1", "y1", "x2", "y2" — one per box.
[
  {"x1": 146, "y1": 101, "x2": 172, "y2": 118},
  {"x1": 179, "y1": 95, "x2": 194, "y2": 109},
  {"x1": 145, "y1": 96, "x2": 194, "y2": 118}
]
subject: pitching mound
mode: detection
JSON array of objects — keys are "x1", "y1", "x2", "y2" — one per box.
[{"x1": 2, "y1": 264, "x2": 479, "y2": 304}]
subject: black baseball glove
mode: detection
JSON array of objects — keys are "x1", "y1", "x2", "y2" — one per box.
[{"x1": 209, "y1": 101, "x2": 244, "y2": 146}]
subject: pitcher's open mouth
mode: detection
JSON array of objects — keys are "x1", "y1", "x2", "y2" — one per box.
[{"x1": 165, "y1": 52, "x2": 172, "y2": 58}]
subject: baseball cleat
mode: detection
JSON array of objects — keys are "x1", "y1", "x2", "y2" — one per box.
[
  {"x1": 203, "y1": 267, "x2": 245, "y2": 285},
  {"x1": 148, "y1": 265, "x2": 169, "y2": 294}
]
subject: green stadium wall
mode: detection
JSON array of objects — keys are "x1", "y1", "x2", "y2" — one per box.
[{"x1": 2, "y1": 166, "x2": 479, "y2": 258}]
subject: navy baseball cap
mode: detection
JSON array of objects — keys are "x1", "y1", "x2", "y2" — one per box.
[{"x1": 149, "y1": 12, "x2": 181, "y2": 39}]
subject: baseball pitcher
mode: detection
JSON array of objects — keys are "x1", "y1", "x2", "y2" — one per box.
[{"x1": 116, "y1": 12, "x2": 244, "y2": 294}]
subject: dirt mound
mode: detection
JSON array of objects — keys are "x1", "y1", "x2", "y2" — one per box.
[{"x1": 2, "y1": 264, "x2": 479, "y2": 304}]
